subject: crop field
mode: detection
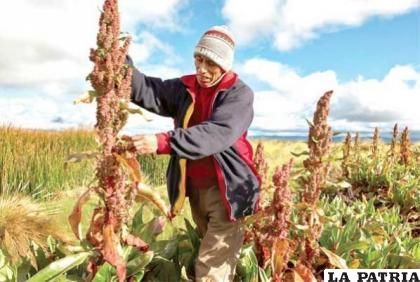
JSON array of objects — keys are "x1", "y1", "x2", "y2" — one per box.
[{"x1": 0, "y1": 121, "x2": 419, "y2": 281}]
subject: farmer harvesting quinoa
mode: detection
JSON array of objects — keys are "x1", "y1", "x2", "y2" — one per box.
[{"x1": 127, "y1": 26, "x2": 261, "y2": 281}]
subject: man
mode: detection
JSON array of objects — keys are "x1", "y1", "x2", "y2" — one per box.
[{"x1": 127, "y1": 26, "x2": 260, "y2": 281}]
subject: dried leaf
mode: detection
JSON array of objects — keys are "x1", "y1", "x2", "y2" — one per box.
[
  {"x1": 123, "y1": 233, "x2": 148, "y2": 252},
  {"x1": 113, "y1": 152, "x2": 142, "y2": 182},
  {"x1": 86, "y1": 207, "x2": 105, "y2": 247},
  {"x1": 271, "y1": 238, "x2": 289, "y2": 275},
  {"x1": 320, "y1": 247, "x2": 348, "y2": 269},
  {"x1": 119, "y1": 101, "x2": 152, "y2": 122},
  {"x1": 65, "y1": 151, "x2": 99, "y2": 168},
  {"x1": 126, "y1": 107, "x2": 152, "y2": 121},
  {"x1": 289, "y1": 270, "x2": 304, "y2": 282},
  {"x1": 294, "y1": 263, "x2": 316, "y2": 282},
  {"x1": 150, "y1": 216, "x2": 166, "y2": 236},
  {"x1": 68, "y1": 188, "x2": 92, "y2": 239},
  {"x1": 294, "y1": 202, "x2": 311, "y2": 210},
  {"x1": 135, "y1": 183, "x2": 170, "y2": 218},
  {"x1": 102, "y1": 224, "x2": 126, "y2": 282},
  {"x1": 348, "y1": 259, "x2": 360, "y2": 269}
]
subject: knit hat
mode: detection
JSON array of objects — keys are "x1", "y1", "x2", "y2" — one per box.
[{"x1": 194, "y1": 26, "x2": 235, "y2": 71}]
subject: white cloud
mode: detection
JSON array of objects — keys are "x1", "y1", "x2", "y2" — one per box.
[
  {"x1": 0, "y1": 0, "x2": 184, "y2": 132},
  {"x1": 239, "y1": 58, "x2": 420, "y2": 132},
  {"x1": 242, "y1": 58, "x2": 338, "y2": 111},
  {"x1": 121, "y1": 0, "x2": 188, "y2": 31},
  {"x1": 222, "y1": 0, "x2": 420, "y2": 50},
  {"x1": 0, "y1": 0, "x2": 186, "y2": 87},
  {"x1": 130, "y1": 31, "x2": 182, "y2": 66},
  {"x1": 222, "y1": 0, "x2": 280, "y2": 43}
]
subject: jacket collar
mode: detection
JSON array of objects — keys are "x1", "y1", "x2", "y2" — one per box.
[{"x1": 180, "y1": 72, "x2": 238, "y2": 99}]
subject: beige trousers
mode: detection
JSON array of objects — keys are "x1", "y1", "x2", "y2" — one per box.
[{"x1": 188, "y1": 185, "x2": 244, "y2": 282}]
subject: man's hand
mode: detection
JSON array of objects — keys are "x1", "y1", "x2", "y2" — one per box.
[{"x1": 130, "y1": 134, "x2": 158, "y2": 154}]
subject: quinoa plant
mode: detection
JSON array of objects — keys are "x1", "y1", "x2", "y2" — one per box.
[
  {"x1": 399, "y1": 127, "x2": 412, "y2": 166},
  {"x1": 254, "y1": 142, "x2": 269, "y2": 205},
  {"x1": 341, "y1": 132, "x2": 352, "y2": 178},
  {"x1": 354, "y1": 132, "x2": 360, "y2": 158},
  {"x1": 270, "y1": 159, "x2": 294, "y2": 281},
  {"x1": 66, "y1": 0, "x2": 169, "y2": 281},
  {"x1": 388, "y1": 123, "x2": 399, "y2": 161},
  {"x1": 372, "y1": 127, "x2": 379, "y2": 159},
  {"x1": 243, "y1": 159, "x2": 294, "y2": 278},
  {"x1": 299, "y1": 90, "x2": 333, "y2": 272}
]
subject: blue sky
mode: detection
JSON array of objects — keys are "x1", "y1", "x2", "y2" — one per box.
[{"x1": 0, "y1": 0, "x2": 419, "y2": 137}]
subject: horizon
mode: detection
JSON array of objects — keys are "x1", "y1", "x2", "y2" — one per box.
[{"x1": 3, "y1": 123, "x2": 420, "y2": 143}]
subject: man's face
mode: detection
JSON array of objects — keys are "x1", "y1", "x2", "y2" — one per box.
[{"x1": 194, "y1": 55, "x2": 224, "y2": 88}]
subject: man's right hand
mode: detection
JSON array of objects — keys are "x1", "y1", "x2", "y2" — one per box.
[{"x1": 126, "y1": 134, "x2": 158, "y2": 155}]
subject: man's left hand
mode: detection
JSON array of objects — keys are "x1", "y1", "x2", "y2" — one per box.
[{"x1": 130, "y1": 134, "x2": 158, "y2": 154}]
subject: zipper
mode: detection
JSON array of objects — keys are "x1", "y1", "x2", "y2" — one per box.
[
  {"x1": 173, "y1": 90, "x2": 195, "y2": 215},
  {"x1": 207, "y1": 87, "x2": 228, "y2": 119}
]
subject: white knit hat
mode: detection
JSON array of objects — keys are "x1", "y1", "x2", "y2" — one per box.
[{"x1": 194, "y1": 26, "x2": 235, "y2": 71}]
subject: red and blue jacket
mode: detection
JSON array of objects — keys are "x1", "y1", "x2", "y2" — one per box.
[{"x1": 128, "y1": 57, "x2": 261, "y2": 221}]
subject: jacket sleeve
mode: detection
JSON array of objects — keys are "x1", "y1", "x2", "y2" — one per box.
[
  {"x1": 168, "y1": 84, "x2": 254, "y2": 160},
  {"x1": 127, "y1": 56, "x2": 183, "y2": 118}
]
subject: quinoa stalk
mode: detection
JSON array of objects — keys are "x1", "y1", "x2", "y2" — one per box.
[
  {"x1": 372, "y1": 127, "x2": 379, "y2": 159},
  {"x1": 400, "y1": 126, "x2": 412, "y2": 166},
  {"x1": 342, "y1": 132, "x2": 352, "y2": 178},
  {"x1": 254, "y1": 142, "x2": 269, "y2": 204},
  {"x1": 389, "y1": 123, "x2": 399, "y2": 161},
  {"x1": 68, "y1": 0, "x2": 156, "y2": 280},
  {"x1": 300, "y1": 90, "x2": 333, "y2": 269},
  {"x1": 246, "y1": 159, "x2": 294, "y2": 273}
]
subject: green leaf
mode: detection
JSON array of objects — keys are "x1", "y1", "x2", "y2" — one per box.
[
  {"x1": 152, "y1": 239, "x2": 178, "y2": 260},
  {"x1": 91, "y1": 263, "x2": 114, "y2": 282},
  {"x1": 128, "y1": 271, "x2": 145, "y2": 282},
  {"x1": 0, "y1": 265, "x2": 14, "y2": 282},
  {"x1": 133, "y1": 216, "x2": 166, "y2": 244},
  {"x1": 291, "y1": 151, "x2": 309, "y2": 157},
  {"x1": 236, "y1": 245, "x2": 259, "y2": 282},
  {"x1": 132, "y1": 205, "x2": 145, "y2": 234},
  {"x1": 127, "y1": 251, "x2": 154, "y2": 277},
  {"x1": 47, "y1": 236, "x2": 58, "y2": 254},
  {"x1": 31, "y1": 241, "x2": 49, "y2": 270},
  {"x1": 145, "y1": 256, "x2": 178, "y2": 281},
  {"x1": 27, "y1": 251, "x2": 93, "y2": 282},
  {"x1": 74, "y1": 90, "x2": 98, "y2": 104},
  {"x1": 305, "y1": 118, "x2": 314, "y2": 128},
  {"x1": 258, "y1": 266, "x2": 270, "y2": 282},
  {"x1": 0, "y1": 251, "x2": 5, "y2": 269},
  {"x1": 337, "y1": 241, "x2": 369, "y2": 255},
  {"x1": 184, "y1": 219, "x2": 201, "y2": 252},
  {"x1": 388, "y1": 254, "x2": 420, "y2": 268}
]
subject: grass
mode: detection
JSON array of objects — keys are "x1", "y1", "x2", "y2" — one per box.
[{"x1": 0, "y1": 125, "x2": 96, "y2": 197}]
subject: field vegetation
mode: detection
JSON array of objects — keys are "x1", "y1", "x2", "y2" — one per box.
[{"x1": 1, "y1": 120, "x2": 419, "y2": 281}]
